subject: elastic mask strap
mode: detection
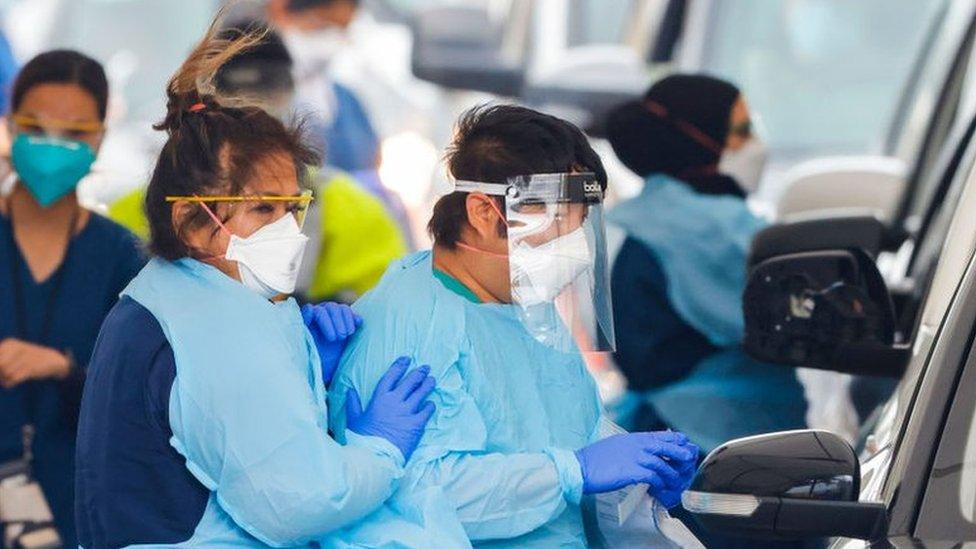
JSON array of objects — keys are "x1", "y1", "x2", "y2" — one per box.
[
  {"x1": 197, "y1": 200, "x2": 233, "y2": 238},
  {"x1": 679, "y1": 164, "x2": 720, "y2": 179},
  {"x1": 456, "y1": 241, "x2": 509, "y2": 259},
  {"x1": 195, "y1": 201, "x2": 235, "y2": 262},
  {"x1": 644, "y1": 100, "x2": 724, "y2": 155}
]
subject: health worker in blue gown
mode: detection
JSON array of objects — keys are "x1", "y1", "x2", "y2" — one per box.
[
  {"x1": 74, "y1": 25, "x2": 436, "y2": 548},
  {"x1": 604, "y1": 74, "x2": 807, "y2": 453},
  {"x1": 0, "y1": 50, "x2": 145, "y2": 547},
  {"x1": 327, "y1": 105, "x2": 701, "y2": 547},
  {"x1": 265, "y1": 0, "x2": 413, "y2": 239}
]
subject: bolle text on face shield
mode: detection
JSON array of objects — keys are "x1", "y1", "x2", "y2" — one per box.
[{"x1": 454, "y1": 173, "x2": 616, "y2": 353}]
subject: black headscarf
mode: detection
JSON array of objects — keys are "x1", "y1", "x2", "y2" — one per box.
[{"x1": 607, "y1": 74, "x2": 743, "y2": 197}]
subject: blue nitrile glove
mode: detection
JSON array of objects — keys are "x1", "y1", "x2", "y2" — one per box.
[
  {"x1": 345, "y1": 357, "x2": 437, "y2": 461},
  {"x1": 574, "y1": 431, "x2": 697, "y2": 498},
  {"x1": 301, "y1": 302, "x2": 363, "y2": 386},
  {"x1": 654, "y1": 441, "x2": 700, "y2": 508}
]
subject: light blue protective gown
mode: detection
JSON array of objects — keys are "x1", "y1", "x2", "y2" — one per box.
[
  {"x1": 123, "y1": 258, "x2": 408, "y2": 547},
  {"x1": 607, "y1": 174, "x2": 767, "y2": 347},
  {"x1": 328, "y1": 251, "x2": 601, "y2": 547},
  {"x1": 608, "y1": 174, "x2": 806, "y2": 452}
]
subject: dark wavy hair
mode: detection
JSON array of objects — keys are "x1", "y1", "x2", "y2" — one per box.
[
  {"x1": 144, "y1": 18, "x2": 319, "y2": 260},
  {"x1": 429, "y1": 104, "x2": 607, "y2": 248}
]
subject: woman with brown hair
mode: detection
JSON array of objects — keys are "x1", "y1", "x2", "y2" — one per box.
[{"x1": 74, "y1": 20, "x2": 436, "y2": 547}]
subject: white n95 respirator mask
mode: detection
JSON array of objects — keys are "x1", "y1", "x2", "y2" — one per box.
[
  {"x1": 510, "y1": 227, "x2": 592, "y2": 307},
  {"x1": 224, "y1": 213, "x2": 309, "y2": 299},
  {"x1": 719, "y1": 137, "x2": 769, "y2": 194}
]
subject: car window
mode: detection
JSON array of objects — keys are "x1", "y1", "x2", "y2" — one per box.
[
  {"x1": 700, "y1": 0, "x2": 944, "y2": 160},
  {"x1": 860, "y1": 129, "x2": 976, "y2": 502},
  {"x1": 913, "y1": 307, "x2": 976, "y2": 539},
  {"x1": 886, "y1": 0, "x2": 969, "y2": 165},
  {"x1": 902, "y1": 32, "x2": 976, "y2": 231}
]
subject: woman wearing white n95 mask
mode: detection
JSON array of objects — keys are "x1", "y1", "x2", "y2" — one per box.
[{"x1": 74, "y1": 21, "x2": 439, "y2": 548}]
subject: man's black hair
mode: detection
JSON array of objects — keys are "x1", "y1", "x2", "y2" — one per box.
[{"x1": 429, "y1": 104, "x2": 608, "y2": 248}]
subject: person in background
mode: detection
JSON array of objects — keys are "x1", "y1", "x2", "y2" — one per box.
[
  {"x1": 0, "y1": 50, "x2": 145, "y2": 546},
  {"x1": 109, "y1": 22, "x2": 407, "y2": 302},
  {"x1": 0, "y1": 29, "x2": 19, "y2": 182},
  {"x1": 264, "y1": 0, "x2": 413, "y2": 239},
  {"x1": 75, "y1": 23, "x2": 436, "y2": 546},
  {"x1": 605, "y1": 74, "x2": 808, "y2": 549},
  {"x1": 327, "y1": 105, "x2": 700, "y2": 547},
  {"x1": 604, "y1": 73, "x2": 806, "y2": 453},
  {"x1": 0, "y1": 29, "x2": 18, "y2": 112}
]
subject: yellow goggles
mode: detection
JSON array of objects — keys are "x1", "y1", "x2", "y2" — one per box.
[
  {"x1": 12, "y1": 114, "x2": 105, "y2": 135},
  {"x1": 165, "y1": 190, "x2": 315, "y2": 228}
]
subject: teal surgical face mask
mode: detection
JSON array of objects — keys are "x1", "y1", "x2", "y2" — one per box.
[{"x1": 11, "y1": 134, "x2": 96, "y2": 208}]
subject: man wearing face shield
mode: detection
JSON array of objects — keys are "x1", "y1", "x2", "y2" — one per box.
[
  {"x1": 327, "y1": 105, "x2": 701, "y2": 547},
  {"x1": 109, "y1": 22, "x2": 407, "y2": 302}
]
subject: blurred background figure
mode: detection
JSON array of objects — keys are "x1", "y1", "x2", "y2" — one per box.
[
  {"x1": 604, "y1": 72, "x2": 808, "y2": 549},
  {"x1": 0, "y1": 29, "x2": 16, "y2": 111},
  {"x1": 0, "y1": 27, "x2": 18, "y2": 183},
  {"x1": 0, "y1": 49, "x2": 144, "y2": 546},
  {"x1": 604, "y1": 74, "x2": 806, "y2": 452},
  {"x1": 265, "y1": 0, "x2": 414, "y2": 241},
  {"x1": 109, "y1": 22, "x2": 407, "y2": 302}
]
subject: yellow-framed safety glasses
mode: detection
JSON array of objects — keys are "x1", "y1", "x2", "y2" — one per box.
[
  {"x1": 11, "y1": 114, "x2": 105, "y2": 138},
  {"x1": 165, "y1": 189, "x2": 315, "y2": 228}
]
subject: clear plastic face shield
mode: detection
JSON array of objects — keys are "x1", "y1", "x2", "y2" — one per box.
[{"x1": 455, "y1": 173, "x2": 616, "y2": 353}]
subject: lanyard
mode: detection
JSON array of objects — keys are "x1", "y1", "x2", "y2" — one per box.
[
  {"x1": 4, "y1": 206, "x2": 78, "y2": 346},
  {"x1": 4, "y1": 206, "x2": 78, "y2": 463}
]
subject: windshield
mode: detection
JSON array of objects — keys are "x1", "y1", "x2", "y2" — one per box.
[{"x1": 700, "y1": 0, "x2": 944, "y2": 160}]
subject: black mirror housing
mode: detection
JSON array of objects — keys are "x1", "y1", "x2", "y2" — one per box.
[
  {"x1": 683, "y1": 430, "x2": 887, "y2": 541},
  {"x1": 748, "y1": 215, "x2": 890, "y2": 269},
  {"x1": 743, "y1": 248, "x2": 908, "y2": 377}
]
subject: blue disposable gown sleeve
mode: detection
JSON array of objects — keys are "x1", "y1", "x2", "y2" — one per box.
[
  {"x1": 384, "y1": 355, "x2": 585, "y2": 542},
  {"x1": 406, "y1": 446, "x2": 584, "y2": 540},
  {"x1": 168, "y1": 349, "x2": 405, "y2": 547}
]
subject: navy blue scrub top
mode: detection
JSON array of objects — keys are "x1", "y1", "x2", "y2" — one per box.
[
  {"x1": 76, "y1": 296, "x2": 209, "y2": 548},
  {"x1": 0, "y1": 211, "x2": 145, "y2": 546},
  {"x1": 611, "y1": 236, "x2": 717, "y2": 391}
]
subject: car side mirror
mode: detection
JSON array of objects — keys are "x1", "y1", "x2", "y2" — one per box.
[
  {"x1": 410, "y1": 6, "x2": 526, "y2": 97},
  {"x1": 744, "y1": 248, "x2": 909, "y2": 377},
  {"x1": 683, "y1": 430, "x2": 887, "y2": 541},
  {"x1": 775, "y1": 156, "x2": 907, "y2": 223},
  {"x1": 748, "y1": 214, "x2": 892, "y2": 269}
]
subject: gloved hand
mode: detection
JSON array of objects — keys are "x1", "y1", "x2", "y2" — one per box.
[
  {"x1": 345, "y1": 357, "x2": 437, "y2": 461},
  {"x1": 652, "y1": 442, "x2": 700, "y2": 508},
  {"x1": 301, "y1": 302, "x2": 363, "y2": 386},
  {"x1": 574, "y1": 431, "x2": 698, "y2": 502}
]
